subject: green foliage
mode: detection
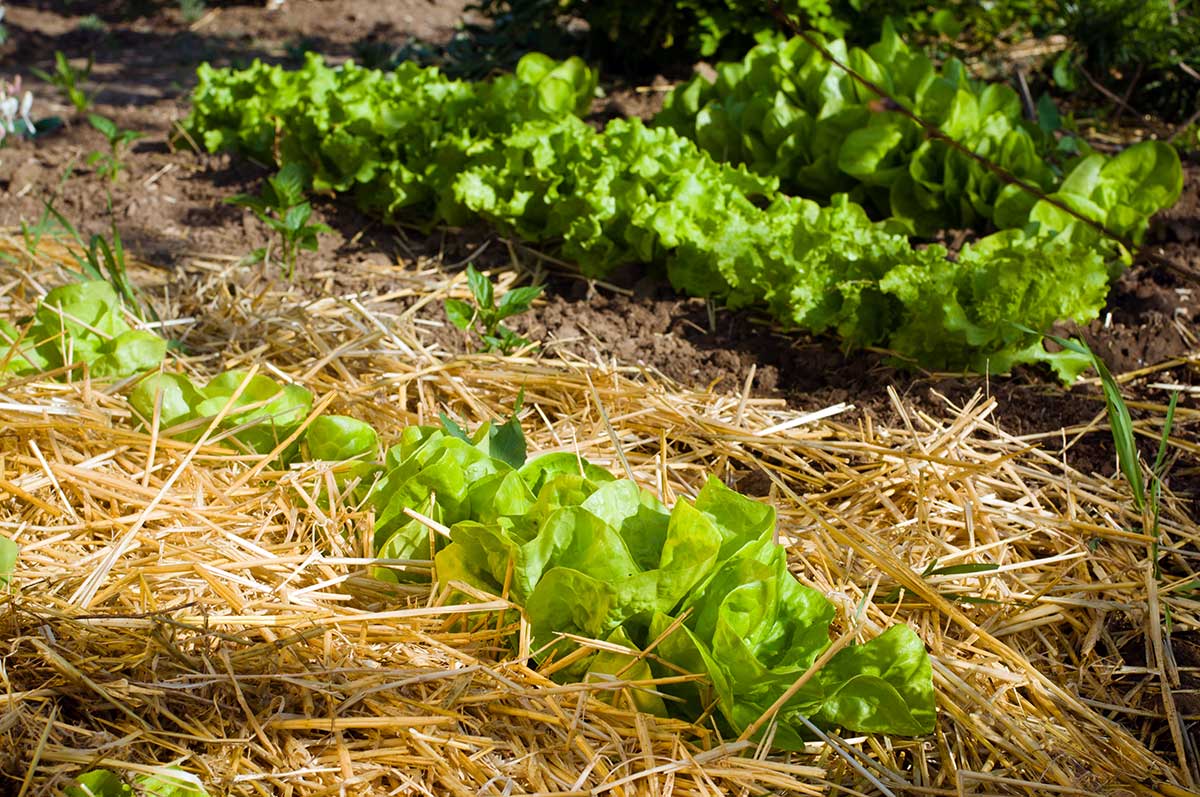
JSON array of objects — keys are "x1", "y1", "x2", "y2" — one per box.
[
  {"x1": 87, "y1": 113, "x2": 144, "y2": 183},
  {"x1": 129, "y1": 369, "x2": 313, "y2": 459},
  {"x1": 655, "y1": 26, "x2": 1182, "y2": 239},
  {"x1": 304, "y1": 414, "x2": 381, "y2": 503},
  {"x1": 226, "y1": 163, "x2": 331, "y2": 280},
  {"x1": 0, "y1": 281, "x2": 166, "y2": 380},
  {"x1": 463, "y1": 0, "x2": 949, "y2": 70},
  {"x1": 1036, "y1": 331, "x2": 1180, "y2": 548},
  {"x1": 306, "y1": 415, "x2": 379, "y2": 462},
  {"x1": 1062, "y1": 0, "x2": 1200, "y2": 121},
  {"x1": 184, "y1": 53, "x2": 1137, "y2": 379},
  {"x1": 445, "y1": 265, "x2": 543, "y2": 354},
  {"x1": 41, "y1": 203, "x2": 157, "y2": 323},
  {"x1": 32, "y1": 51, "x2": 94, "y2": 114},
  {"x1": 66, "y1": 770, "x2": 132, "y2": 797},
  {"x1": 178, "y1": 0, "x2": 207, "y2": 24},
  {"x1": 0, "y1": 534, "x2": 16, "y2": 587},
  {"x1": 66, "y1": 768, "x2": 208, "y2": 797},
  {"x1": 369, "y1": 420, "x2": 935, "y2": 744}
]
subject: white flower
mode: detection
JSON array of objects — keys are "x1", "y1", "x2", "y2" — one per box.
[
  {"x1": 17, "y1": 90, "x2": 31, "y2": 133},
  {"x1": 0, "y1": 75, "x2": 33, "y2": 141},
  {"x1": 0, "y1": 97, "x2": 16, "y2": 137}
]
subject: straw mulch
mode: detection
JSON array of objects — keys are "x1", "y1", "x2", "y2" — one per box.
[{"x1": 0, "y1": 238, "x2": 1197, "y2": 796}]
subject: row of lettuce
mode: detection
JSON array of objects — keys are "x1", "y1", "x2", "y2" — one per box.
[
  {"x1": 183, "y1": 31, "x2": 1180, "y2": 381},
  {"x1": 0, "y1": 280, "x2": 936, "y2": 746}
]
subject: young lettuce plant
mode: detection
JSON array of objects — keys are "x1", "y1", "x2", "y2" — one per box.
[
  {"x1": 445, "y1": 265, "x2": 543, "y2": 355},
  {"x1": 226, "y1": 163, "x2": 330, "y2": 280},
  {"x1": 87, "y1": 114, "x2": 143, "y2": 183}
]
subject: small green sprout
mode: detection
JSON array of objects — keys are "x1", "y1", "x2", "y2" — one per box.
[
  {"x1": 179, "y1": 0, "x2": 207, "y2": 24},
  {"x1": 225, "y1": 162, "x2": 331, "y2": 280},
  {"x1": 42, "y1": 200, "x2": 157, "y2": 323},
  {"x1": 32, "y1": 51, "x2": 93, "y2": 114},
  {"x1": 444, "y1": 265, "x2": 543, "y2": 355},
  {"x1": 87, "y1": 114, "x2": 143, "y2": 183}
]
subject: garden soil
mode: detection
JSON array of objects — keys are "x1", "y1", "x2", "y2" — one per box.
[{"x1": 1, "y1": 0, "x2": 1197, "y2": 481}]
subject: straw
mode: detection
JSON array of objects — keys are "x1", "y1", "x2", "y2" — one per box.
[{"x1": 0, "y1": 231, "x2": 1197, "y2": 795}]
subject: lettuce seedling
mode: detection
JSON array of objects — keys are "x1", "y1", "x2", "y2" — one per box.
[
  {"x1": 1, "y1": 281, "x2": 166, "y2": 380},
  {"x1": 444, "y1": 265, "x2": 543, "y2": 355},
  {"x1": 369, "y1": 419, "x2": 936, "y2": 745},
  {"x1": 130, "y1": 369, "x2": 313, "y2": 459}
]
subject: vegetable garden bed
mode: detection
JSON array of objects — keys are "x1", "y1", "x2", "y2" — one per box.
[{"x1": 1, "y1": 242, "x2": 1196, "y2": 795}]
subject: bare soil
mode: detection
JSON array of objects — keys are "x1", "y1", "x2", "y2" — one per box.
[{"x1": 0, "y1": 0, "x2": 1197, "y2": 485}]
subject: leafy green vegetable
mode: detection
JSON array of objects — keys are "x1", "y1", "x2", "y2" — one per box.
[
  {"x1": 303, "y1": 414, "x2": 381, "y2": 504},
  {"x1": 133, "y1": 767, "x2": 209, "y2": 797},
  {"x1": 65, "y1": 768, "x2": 209, "y2": 797},
  {"x1": 183, "y1": 52, "x2": 1125, "y2": 379},
  {"x1": 305, "y1": 414, "x2": 379, "y2": 461},
  {"x1": 129, "y1": 369, "x2": 313, "y2": 458},
  {"x1": 65, "y1": 770, "x2": 133, "y2": 797},
  {"x1": 1, "y1": 281, "x2": 166, "y2": 380},
  {"x1": 369, "y1": 419, "x2": 936, "y2": 743},
  {"x1": 0, "y1": 534, "x2": 17, "y2": 587},
  {"x1": 655, "y1": 25, "x2": 1181, "y2": 240}
]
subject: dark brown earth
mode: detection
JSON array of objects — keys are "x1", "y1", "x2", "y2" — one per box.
[{"x1": 0, "y1": 0, "x2": 1197, "y2": 484}]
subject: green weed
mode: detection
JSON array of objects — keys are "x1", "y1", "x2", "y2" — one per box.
[
  {"x1": 226, "y1": 163, "x2": 331, "y2": 280},
  {"x1": 444, "y1": 265, "x2": 543, "y2": 355},
  {"x1": 87, "y1": 114, "x2": 143, "y2": 183},
  {"x1": 32, "y1": 51, "x2": 94, "y2": 114}
]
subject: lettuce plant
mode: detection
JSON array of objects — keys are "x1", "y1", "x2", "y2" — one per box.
[
  {"x1": 182, "y1": 51, "x2": 1160, "y2": 379},
  {"x1": 369, "y1": 420, "x2": 936, "y2": 745},
  {"x1": 129, "y1": 369, "x2": 313, "y2": 458},
  {"x1": 0, "y1": 281, "x2": 166, "y2": 380},
  {"x1": 654, "y1": 25, "x2": 1182, "y2": 240}
]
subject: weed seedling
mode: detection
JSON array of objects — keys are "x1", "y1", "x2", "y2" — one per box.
[
  {"x1": 444, "y1": 265, "x2": 542, "y2": 354},
  {"x1": 87, "y1": 114, "x2": 143, "y2": 183},
  {"x1": 43, "y1": 200, "x2": 157, "y2": 323},
  {"x1": 32, "y1": 51, "x2": 93, "y2": 114},
  {"x1": 226, "y1": 163, "x2": 330, "y2": 280},
  {"x1": 178, "y1": 0, "x2": 207, "y2": 24},
  {"x1": 1037, "y1": 331, "x2": 1180, "y2": 554}
]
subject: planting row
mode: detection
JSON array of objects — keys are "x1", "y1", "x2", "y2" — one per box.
[
  {"x1": 182, "y1": 49, "x2": 1179, "y2": 380},
  {"x1": 655, "y1": 24, "x2": 1181, "y2": 240},
  {"x1": 0, "y1": 281, "x2": 935, "y2": 744}
]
